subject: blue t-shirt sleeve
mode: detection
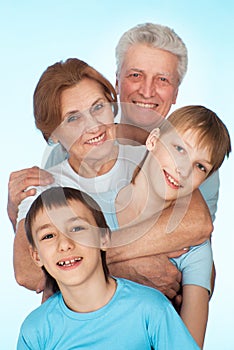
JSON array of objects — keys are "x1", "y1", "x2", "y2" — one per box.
[
  {"x1": 148, "y1": 301, "x2": 200, "y2": 349},
  {"x1": 199, "y1": 170, "x2": 219, "y2": 222},
  {"x1": 43, "y1": 144, "x2": 68, "y2": 169},
  {"x1": 171, "y1": 240, "x2": 213, "y2": 292}
]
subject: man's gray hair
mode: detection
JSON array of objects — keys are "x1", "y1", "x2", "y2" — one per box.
[{"x1": 115, "y1": 23, "x2": 188, "y2": 85}]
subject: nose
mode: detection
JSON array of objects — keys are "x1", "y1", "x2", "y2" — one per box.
[
  {"x1": 58, "y1": 233, "x2": 75, "y2": 252},
  {"x1": 175, "y1": 161, "x2": 192, "y2": 178},
  {"x1": 138, "y1": 77, "x2": 156, "y2": 98},
  {"x1": 83, "y1": 111, "x2": 102, "y2": 134}
]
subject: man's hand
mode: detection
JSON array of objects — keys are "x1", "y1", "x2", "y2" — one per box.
[
  {"x1": 109, "y1": 254, "x2": 181, "y2": 299},
  {"x1": 7, "y1": 166, "x2": 54, "y2": 229}
]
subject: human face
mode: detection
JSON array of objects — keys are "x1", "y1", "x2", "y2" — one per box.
[
  {"x1": 30, "y1": 200, "x2": 108, "y2": 291},
  {"x1": 150, "y1": 129, "x2": 213, "y2": 201},
  {"x1": 52, "y1": 78, "x2": 116, "y2": 173},
  {"x1": 117, "y1": 44, "x2": 179, "y2": 130}
]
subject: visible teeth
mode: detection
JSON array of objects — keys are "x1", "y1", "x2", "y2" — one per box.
[
  {"x1": 58, "y1": 257, "x2": 82, "y2": 266},
  {"x1": 165, "y1": 173, "x2": 180, "y2": 187},
  {"x1": 87, "y1": 133, "x2": 105, "y2": 144},
  {"x1": 135, "y1": 102, "x2": 158, "y2": 108}
]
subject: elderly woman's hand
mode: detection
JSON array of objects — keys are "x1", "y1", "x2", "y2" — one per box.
[{"x1": 7, "y1": 166, "x2": 54, "y2": 230}]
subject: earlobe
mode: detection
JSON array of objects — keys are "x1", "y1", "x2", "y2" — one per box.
[
  {"x1": 172, "y1": 87, "x2": 179, "y2": 104},
  {"x1": 29, "y1": 246, "x2": 43, "y2": 268},
  {"x1": 101, "y1": 228, "x2": 111, "y2": 251},
  {"x1": 146, "y1": 128, "x2": 160, "y2": 151}
]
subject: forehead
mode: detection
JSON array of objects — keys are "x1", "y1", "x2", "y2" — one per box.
[
  {"x1": 60, "y1": 78, "x2": 105, "y2": 115},
  {"x1": 122, "y1": 43, "x2": 179, "y2": 76},
  {"x1": 32, "y1": 199, "x2": 97, "y2": 231}
]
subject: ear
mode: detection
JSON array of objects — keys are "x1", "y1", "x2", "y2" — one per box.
[
  {"x1": 146, "y1": 128, "x2": 160, "y2": 151},
  {"x1": 101, "y1": 228, "x2": 111, "y2": 251},
  {"x1": 115, "y1": 75, "x2": 119, "y2": 95},
  {"x1": 29, "y1": 245, "x2": 44, "y2": 268},
  {"x1": 172, "y1": 87, "x2": 179, "y2": 104}
]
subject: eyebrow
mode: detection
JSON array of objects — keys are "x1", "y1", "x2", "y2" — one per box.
[
  {"x1": 35, "y1": 223, "x2": 54, "y2": 235},
  {"x1": 128, "y1": 67, "x2": 173, "y2": 76},
  {"x1": 183, "y1": 140, "x2": 212, "y2": 165}
]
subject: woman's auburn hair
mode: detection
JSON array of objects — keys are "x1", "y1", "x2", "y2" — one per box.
[{"x1": 33, "y1": 58, "x2": 118, "y2": 141}]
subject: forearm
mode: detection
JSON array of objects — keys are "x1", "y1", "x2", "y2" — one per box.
[
  {"x1": 108, "y1": 254, "x2": 181, "y2": 299},
  {"x1": 14, "y1": 220, "x2": 44, "y2": 291},
  {"x1": 180, "y1": 285, "x2": 209, "y2": 349},
  {"x1": 108, "y1": 189, "x2": 213, "y2": 264}
]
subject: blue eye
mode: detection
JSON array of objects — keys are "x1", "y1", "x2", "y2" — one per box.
[
  {"x1": 175, "y1": 145, "x2": 185, "y2": 153},
  {"x1": 71, "y1": 226, "x2": 84, "y2": 233},
  {"x1": 93, "y1": 103, "x2": 104, "y2": 112},
  {"x1": 67, "y1": 114, "x2": 81, "y2": 123}
]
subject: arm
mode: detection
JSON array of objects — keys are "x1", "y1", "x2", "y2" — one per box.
[
  {"x1": 109, "y1": 254, "x2": 182, "y2": 299},
  {"x1": 180, "y1": 285, "x2": 209, "y2": 349},
  {"x1": 13, "y1": 219, "x2": 45, "y2": 291},
  {"x1": 7, "y1": 167, "x2": 54, "y2": 230},
  {"x1": 107, "y1": 189, "x2": 213, "y2": 264}
]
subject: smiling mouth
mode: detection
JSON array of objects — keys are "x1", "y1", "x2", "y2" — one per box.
[
  {"x1": 86, "y1": 132, "x2": 105, "y2": 145},
  {"x1": 133, "y1": 101, "x2": 159, "y2": 109},
  {"x1": 57, "y1": 257, "x2": 83, "y2": 267},
  {"x1": 164, "y1": 170, "x2": 182, "y2": 189}
]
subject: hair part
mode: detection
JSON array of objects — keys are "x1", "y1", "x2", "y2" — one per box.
[
  {"x1": 25, "y1": 187, "x2": 111, "y2": 291},
  {"x1": 33, "y1": 58, "x2": 118, "y2": 141},
  {"x1": 115, "y1": 22, "x2": 188, "y2": 84}
]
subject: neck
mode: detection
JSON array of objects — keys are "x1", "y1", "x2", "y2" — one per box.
[
  {"x1": 116, "y1": 153, "x2": 171, "y2": 226},
  {"x1": 59, "y1": 273, "x2": 116, "y2": 313},
  {"x1": 68, "y1": 145, "x2": 119, "y2": 178}
]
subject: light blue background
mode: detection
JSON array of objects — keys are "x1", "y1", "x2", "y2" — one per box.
[{"x1": 1, "y1": 1, "x2": 233, "y2": 349}]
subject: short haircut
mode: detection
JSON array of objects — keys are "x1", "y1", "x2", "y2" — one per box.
[
  {"x1": 166, "y1": 105, "x2": 231, "y2": 176},
  {"x1": 115, "y1": 22, "x2": 188, "y2": 84},
  {"x1": 34, "y1": 58, "x2": 118, "y2": 141},
  {"x1": 25, "y1": 187, "x2": 110, "y2": 291}
]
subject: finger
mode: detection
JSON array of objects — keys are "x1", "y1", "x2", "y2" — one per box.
[
  {"x1": 167, "y1": 248, "x2": 189, "y2": 259},
  {"x1": 9, "y1": 169, "x2": 54, "y2": 194},
  {"x1": 164, "y1": 288, "x2": 178, "y2": 299}
]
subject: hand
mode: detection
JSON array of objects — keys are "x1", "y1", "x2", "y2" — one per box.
[
  {"x1": 109, "y1": 254, "x2": 181, "y2": 299},
  {"x1": 41, "y1": 285, "x2": 55, "y2": 304},
  {"x1": 35, "y1": 272, "x2": 55, "y2": 304},
  {"x1": 7, "y1": 166, "x2": 54, "y2": 229},
  {"x1": 167, "y1": 247, "x2": 190, "y2": 259}
]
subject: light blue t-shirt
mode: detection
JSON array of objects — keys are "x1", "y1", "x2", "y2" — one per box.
[
  {"x1": 17, "y1": 278, "x2": 199, "y2": 350},
  {"x1": 43, "y1": 143, "x2": 219, "y2": 221}
]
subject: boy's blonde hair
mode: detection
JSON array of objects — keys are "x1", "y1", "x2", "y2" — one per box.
[{"x1": 167, "y1": 105, "x2": 231, "y2": 176}]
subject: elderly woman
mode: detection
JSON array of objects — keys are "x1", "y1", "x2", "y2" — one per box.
[{"x1": 14, "y1": 58, "x2": 146, "y2": 293}]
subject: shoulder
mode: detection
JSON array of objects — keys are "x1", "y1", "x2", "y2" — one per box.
[
  {"x1": 43, "y1": 144, "x2": 68, "y2": 169},
  {"x1": 21, "y1": 292, "x2": 61, "y2": 330},
  {"x1": 117, "y1": 278, "x2": 168, "y2": 308}
]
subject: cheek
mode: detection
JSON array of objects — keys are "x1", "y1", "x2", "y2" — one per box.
[{"x1": 119, "y1": 80, "x2": 135, "y2": 98}]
